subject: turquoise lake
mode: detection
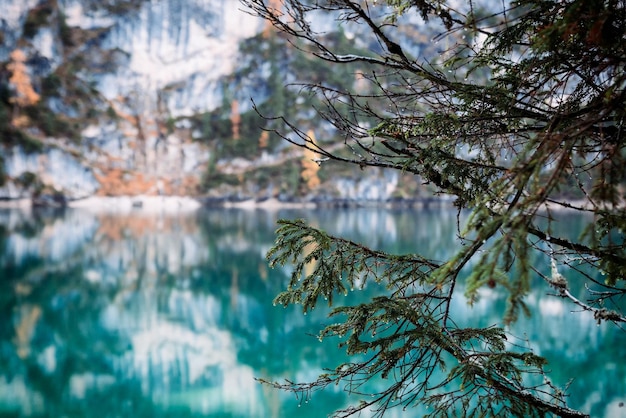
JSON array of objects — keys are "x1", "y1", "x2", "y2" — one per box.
[{"x1": 0, "y1": 206, "x2": 624, "y2": 417}]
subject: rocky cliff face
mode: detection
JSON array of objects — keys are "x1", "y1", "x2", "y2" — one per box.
[{"x1": 0, "y1": 0, "x2": 416, "y2": 204}]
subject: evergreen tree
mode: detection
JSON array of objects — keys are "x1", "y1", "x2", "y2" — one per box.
[{"x1": 243, "y1": 0, "x2": 626, "y2": 416}]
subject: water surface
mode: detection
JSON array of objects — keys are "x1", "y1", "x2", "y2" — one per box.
[{"x1": 0, "y1": 207, "x2": 624, "y2": 417}]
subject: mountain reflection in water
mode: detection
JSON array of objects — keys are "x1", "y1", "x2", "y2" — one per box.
[{"x1": 0, "y1": 207, "x2": 624, "y2": 417}]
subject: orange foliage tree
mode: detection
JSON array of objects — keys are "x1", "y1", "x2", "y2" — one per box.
[
  {"x1": 230, "y1": 99, "x2": 241, "y2": 140},
  {"x1": 300, "y1": 129, "x2": 320, "y2": 190},
  {"x1": 258, "y1": 130, "x2": 269, "y2": 149},
  {"x1": 7, "y1": 49, "x2": 40, "y2": 127}
]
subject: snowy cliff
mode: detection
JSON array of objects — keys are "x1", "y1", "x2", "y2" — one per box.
[
  {"x1": 0, "y1": 0, "x2": 265, "y2": 200},
  {"x1": 0, "y1": 0, "x2": 415, "y2": 204}
]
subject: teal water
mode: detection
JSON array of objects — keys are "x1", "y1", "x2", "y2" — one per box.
[{"x1": 0, "y1": 207, "x2": 624, "y2": 417}]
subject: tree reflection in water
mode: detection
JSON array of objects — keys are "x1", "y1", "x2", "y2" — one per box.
[{"x1": 0, "y1": 207, "x2": 623, "y2": 417}]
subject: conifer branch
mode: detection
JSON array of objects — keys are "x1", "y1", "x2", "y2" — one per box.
[{"x1": 246, "y1": 0, "x2": 626, "y2": 415}]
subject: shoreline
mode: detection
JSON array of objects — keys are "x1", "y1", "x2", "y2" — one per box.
[
  {"x1": 0, "y1": 195, "x2": 203, "y2": 213},
  {"x1": 0, "y1": 194, "x2": 600, "y2": 214},
  {"x1": 0, "y1": 195, "x2": 451, "y2": 213}
]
